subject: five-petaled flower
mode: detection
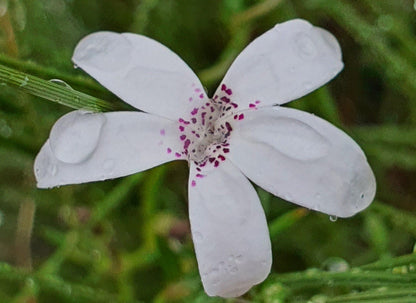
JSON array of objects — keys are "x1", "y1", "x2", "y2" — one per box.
[{"x1": 34, "y1": 19, "x2": 376, "y2": 298}]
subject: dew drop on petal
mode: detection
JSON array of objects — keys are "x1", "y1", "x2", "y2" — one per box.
[
  {"x1": 73, "y1": 32, "x2": 132, "y2": 71},
  {"x1": 50, "y1": 111, "x2": 106, "y2": 164},
  {"x1": 295, "y1": 32, "x2": 317, "y2": 59},
  {"x1": 329, "y1": 215, "x2": 338, "y2": 222}
]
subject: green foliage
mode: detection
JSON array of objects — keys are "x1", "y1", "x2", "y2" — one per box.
[{"x1": 0, "y1": 0, "x2": 415, "y2": 302}]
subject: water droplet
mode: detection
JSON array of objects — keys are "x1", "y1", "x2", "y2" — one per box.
[
  {"x1": 0, "y1": 119, "x2": 12, "y2": 138},
  {"x1": 322, "y1": 257, "x2": 349, "y2": 272},
  {"x1": 50, "y1": 111, "x2": 106, "y2": 164},
  {"x1": 329, "y1": 215, "x2": 338, "y2": 222},
  {"x1": 73, "y1": 64, "x2": 78, "y2": 69},
  {"x1": 49, "y1": 79, "x2": 74, "y2": 90},
  {"x1": 73, "y1": 32, "x2": 132, "y2": 71},
  {"x1": 19, "y1": 75, "x2": 29, "y2": 87},
  {"x1": 295, "y1": 33, "x2": 317, "y2": 58},
  {"x1": 242, "y1": 116, "x2": 329, "y2": 161}
]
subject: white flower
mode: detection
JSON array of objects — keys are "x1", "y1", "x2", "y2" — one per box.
[{"x1": 34, "y1": 19, "x2": 376, "y2": 298}]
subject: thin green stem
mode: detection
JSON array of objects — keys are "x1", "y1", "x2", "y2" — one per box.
[
  {"x1": 0, "y1": 63, "x2": 120, "y2": 112},
  {"x1": 0, "y1": 53, "x2": 105, "y2": 93},
  {"x1": 230, "y1": 0, "x2": 285, "y2": 29},
  {"x1": 327, "y1": 288, "x2": 416, "y2": 303},
  {"x1": 0, "y1": 262, "x2": 144, "y2": 303},
  {"x1": 273, "y1": 270, "x2": 416, "y2": 289}
]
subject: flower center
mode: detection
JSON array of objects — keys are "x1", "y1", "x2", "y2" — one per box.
[
  {"x1": 176, "y1": 84, "x2": 246, "y2": 168},
  {"x1": 178, "y1": 99, "x2": 234, "y2": 166}
]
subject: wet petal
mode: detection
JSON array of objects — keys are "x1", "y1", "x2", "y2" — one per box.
[
  {"x1": 228, "y1": 107, "x2": 376, "y2": 217},
  {"x1": 35, "y1": 111, "x2": 184, "y2": 188},
  {"x1": 49, "y1": 110, "x2": 105, "y2": 164},
  {"x1": 72, "y1": 32, "x2": 207, "y2": 120},
  {"x1": 215, "y1": 19, "x2": 343, "y2": 110},
  {"x1": 188, "y1": 160, "x2": 271, "y2": 297}
]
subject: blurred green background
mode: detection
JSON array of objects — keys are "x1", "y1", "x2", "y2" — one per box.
[{"x1": 0, "y1": 0, "x2": 416, "y2": 302}]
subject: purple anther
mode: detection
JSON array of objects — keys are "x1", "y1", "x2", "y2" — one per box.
[
  {"x1": 220, "y1": 96, "x2": 230, "y2": 103},
  {"x1": 184, "y1": 139, "x2": 191, "y2": 149}
]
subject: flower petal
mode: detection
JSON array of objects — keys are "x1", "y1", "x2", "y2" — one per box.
[
  {"x1": 35, "y1": 110, "x2": 185, "y2": 188},
  {"x1": 228, "y1": 107, "x2": 376, "y2": 218},
  {"x1": 188, "y1": 160, "x2": 271, "y2": 297},
  {"x1": 72, "y1": 32, "x2": 207, "y2": 119},
  {"x1": 215, "y1": 19, "x2": 343, "y2": 110}
]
